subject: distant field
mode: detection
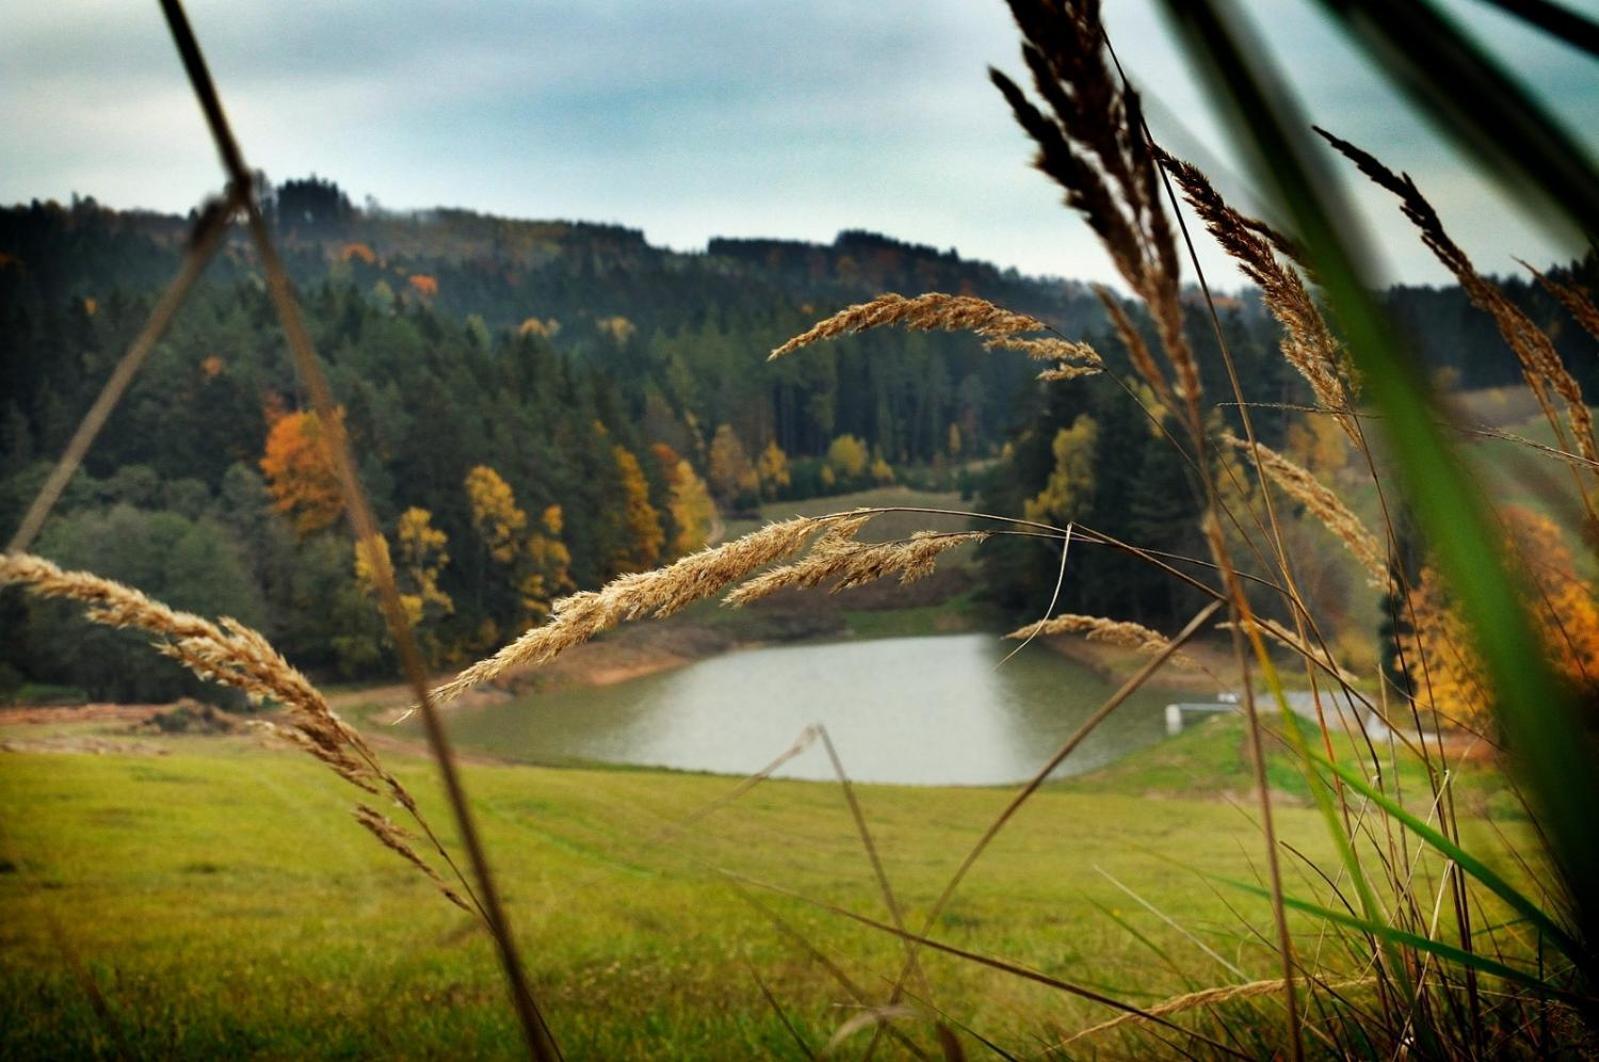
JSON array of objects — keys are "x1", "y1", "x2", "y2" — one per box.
[{"x1": 0, "y1": 713, "x2": 1522, "y2": 1058}]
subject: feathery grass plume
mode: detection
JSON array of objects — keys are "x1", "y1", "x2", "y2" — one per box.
[
  {"x1": 1004, "y1": 611, "x2": 1177, "y2": 653},
  {"x1": 725, "y1": 529, "x2": 988, "y2": 607},
  {"x1": 1319, "y1": 129, "x2": 1599, "y2": 468},
  {"x1": 768, "y1": 292, "x2": 1045, "y2": 360},
  {"x1": 990, "y1": 0, "x2": 1199, "y2": 408},
  {"x1": 1037, "y1": 363, "x2": 1103, "y2": 382},
  {"x1": 0, "y1": 553, "x2": 469, "y2": 911},
  {"x1": 1096, "y1": 284, "x2": 1178, "y2": 410},
  {"x1": 1520, "y1": 259, "x2": 1599, "y2": 345},
  {"x1": 1220, "y1": 432, "x2": 1385, "y2": 585},
  {"x1": 1157, "y1": 148, "x2": 1357, "y2": 442},
  {"x1": 983, "y1": 335, "x2": 1102, "y2": 365},
  {"x1": 429, "y1": 515, "x2": 834, "y2": 705},
  {"x1": 984, "y1": 334, "x2": 1105, "y2": 382},
  {"x1": 354, "y1": 804, "x2": 472, "y2": 913}
]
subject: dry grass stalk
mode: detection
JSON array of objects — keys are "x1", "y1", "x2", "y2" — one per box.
[
  {"x1": 1097, "y1": 284, "x2": 1177, "y2": 410},
  {"x1": 1157, "y1": 148, "x2": 1357, "y2": 442},
  {"x1": 983, "y1": 335, "x2": 1102, "y2": 365},
  {"x1": 1219, "y1": 432, "x2": 1385, "y2": 585},
  {"x1": 1218, "y1": 618, "x2": 1359, "y2": 686},
  {"x1": 1037, "y1": 363, "x2": 1103, "y2": 383},
  {"x1": 769, "y1": 293, "x2": 1044, "y2": 360},
  {"x1": 1520, "y1": 259, "x2": 1599, "y2": 345},
  {"x1": 1319, "y1": 129, "x2": 1598, "y2": 468},
  {"x1": 0, "y1": 552, "x2": 469, "y2": 913},
  {"x1": 1005, "y1": 612, "x2": 1169, "y2": 653},
  {"x1": 354, "y1": 804, "x2": 472, "y2": 913},
  {"x1": 430, "y1": 515, "x2": 837, "y2": 705},
  {"x1": 1007, "y1": 611, "x2": 1219, "y2": 678},
  {"x1": 1058, "y1": 976, "x2": 1374, "y2": 1047},
  {"x1": 1002, "y1": 612, "x2": 1206, "y2": 676},
  {"x1": 991, "y1": 0, "x2": 1199, "y2": 408},
  {"x1": 725, "y1": 529, "x2": 988, "y2": 607}
]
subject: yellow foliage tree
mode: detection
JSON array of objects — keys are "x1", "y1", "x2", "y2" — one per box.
[
  {"x1": 260, "y1": 408, "x2": 344, "y2": 535},
  {"x1": 354, "y1": 508, "x2": 452, "y2": 635},
  {"x1": 1286, "y1": 414, "x2": 1349, "y2": 475},
  {"x1": 870, "y1": 454, "x2": 895, "y2": 485},
  {"x1": 1023, "y1": 415, "x2": 1098, "y2": 526},
  {"x1": 521, "y1": 505, "x2": 574, "y2": 621},
  {"x1": 756, "y1": 440, "x2": 791, "y2": 498},
  {"x1": 667, "y1": 459, "x2": 715, "y2": 557},
  {"x1": 596, "y1": 315, "x2": 636, "y2": 344},
  {"x1": 464, "y1": 465, "x2": 527, "y2": 565},
  {"x1": 947, "y1": 422, "x2": 963, "y2": 458},
  {"x1": 827, "y1": 434, "x2": 868, "y2": 482},
  {"x1": 613, "y1": 446, "x2": 664, "y2": 573},
  {"x1": 707, "y1": 424, "x2": 758, "y2": 503}
]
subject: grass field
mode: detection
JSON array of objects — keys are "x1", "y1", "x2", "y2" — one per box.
[{"x1": 0, "y1": 710, "x2": 1523, "y2": 1058}]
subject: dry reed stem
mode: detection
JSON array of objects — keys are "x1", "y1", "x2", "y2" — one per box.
[
  {"x1": 1220, "y1": 432, "x2": 1385, "y2": 585},
  {"x1": 1320, "y1": 129, "x2": 1598, "y2": 468},
  {"x1": 1057, "y1": 976, "x2": 1374, "y2": 1047},
  {"x1": 0, "y1": 552, "x2": 467, "y2": 911},
  {"x1": 769, "y1": 293, "x2": 1044, "y2": 360},
  {"x1": 429, "y1": 515, "x2": 839, "y2": 706},
  {"x1": 1157, "y1": 148, "x2": 1357, "y2": 442}
]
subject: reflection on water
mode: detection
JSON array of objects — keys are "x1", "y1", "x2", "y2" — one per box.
[{"x1": 428, "y1": 634, "x2": 1201, "y2": 786}]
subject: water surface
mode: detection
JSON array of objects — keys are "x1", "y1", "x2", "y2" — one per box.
[{"x1": 431, "y1": 634, "x2": 1199, "y2": 786}]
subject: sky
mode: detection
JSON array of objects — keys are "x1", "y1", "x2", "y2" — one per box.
[{"x1": 2, "y1": 0, "x2": 1595, "y2": 288}]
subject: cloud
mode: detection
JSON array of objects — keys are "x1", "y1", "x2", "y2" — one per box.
[{"x1": 1, "y1": 0, "x2": 1593, "y2": 285}]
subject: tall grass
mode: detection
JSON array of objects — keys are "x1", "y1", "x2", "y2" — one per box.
[{"x1": 6, "y1": 0, "x2": 1599, "y2": 1055}]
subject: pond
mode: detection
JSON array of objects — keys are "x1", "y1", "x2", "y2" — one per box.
[{"x1": 426, "y1": 633, "x2": 1204, "y2": 786}]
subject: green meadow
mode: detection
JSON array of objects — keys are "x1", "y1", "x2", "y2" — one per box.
[{"x1": 0, "y1": 712, "x2": 1522, "y2": 1058}]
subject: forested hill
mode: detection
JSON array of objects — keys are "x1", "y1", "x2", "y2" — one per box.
[{"x1": 2, "y1": 182, "x2": 1595, "y2": 700}]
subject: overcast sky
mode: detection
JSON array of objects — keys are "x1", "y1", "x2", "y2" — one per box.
[{"x1": 2, "y1": 0, "x2": 1595, "y2": 287}]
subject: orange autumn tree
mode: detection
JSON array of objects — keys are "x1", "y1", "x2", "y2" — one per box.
[
  {"x1": 260, "y1": 408, "x2": 344, "y2": 534},
  {"x1": 1401, "y1": 506, "x2": 1599, "y2": 729}
]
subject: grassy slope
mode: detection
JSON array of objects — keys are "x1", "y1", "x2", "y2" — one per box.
[{"x1": 0, "y1": 713, "x2": 1523, "y2": 1058}]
